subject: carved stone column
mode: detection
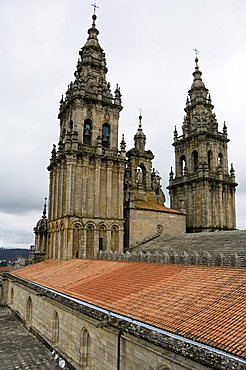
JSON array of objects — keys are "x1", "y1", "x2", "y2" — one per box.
[
  {"x1": 94, "y1": 158, "x2": 101, "y2": 218},
  {"x1": 82, "y1": 157, "x2": 89, "y2": 215},
  {"x1": 106, "y1": 161, "x2": 113, "y2": 218}
]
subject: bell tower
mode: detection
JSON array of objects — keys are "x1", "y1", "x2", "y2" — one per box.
[
  {"x1": 167, "y1": 57, "x2": 238, "y2": 232},
  {"x1": 47, "y1": 13, "x2": 126, "y2": 259}
]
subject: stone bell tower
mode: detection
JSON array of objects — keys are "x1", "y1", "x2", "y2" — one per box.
[
  {"x1": 167, "y1": 57, "x2": 237, "y2": 232},
  {"x1": 124, "y1": 115, "x2": 169, "y2": 249},
  {"x1": 47, "y1": 13, "x2": 126, "y2": 259}
]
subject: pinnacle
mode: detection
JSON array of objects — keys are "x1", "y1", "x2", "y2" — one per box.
[{"x1": 42, "y1": 198, "x2": 47, "y2": 219}]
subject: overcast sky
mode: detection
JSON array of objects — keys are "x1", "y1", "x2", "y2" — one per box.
[{"x1": 1, "y1": 0, "x2": 246, "y2": 248}]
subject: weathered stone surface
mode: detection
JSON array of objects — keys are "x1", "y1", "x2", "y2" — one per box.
[
  {"x1": 0, "y1": 306, "x2": 58, "y2": 370},
  {"x1": 168, "y1": 58, "x2": 237, "y2": 233},
  {"x1": 4, "y1": 274, "x2": 246, "y2": 370},
  {"x1": 132, "y1": 230, "x2": 246, "y2": 265}
]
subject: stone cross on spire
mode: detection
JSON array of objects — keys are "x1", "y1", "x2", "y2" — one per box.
[
  {"x1": 91, "y1": 2, "x2": 99, "y2": 15},
  {"x1": 193, "y1": 47, "x2": 199, "y2": 57}
]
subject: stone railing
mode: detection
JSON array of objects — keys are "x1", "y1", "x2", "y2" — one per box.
[
  {"x1": 97, "y1": 250, "x2": 246, "y2": 268},
  {"x1": 129, "y1": 232, "x2": 161, "y2": 251}
]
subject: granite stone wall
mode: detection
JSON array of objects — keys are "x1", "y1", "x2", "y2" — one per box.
[{"x1": 4, "y1": 279, "x2": 214, "y2": 370}]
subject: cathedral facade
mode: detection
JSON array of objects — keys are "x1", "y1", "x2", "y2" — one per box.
[
  {"x1": 2, "y1": 10, "x2": 245, "y2": 370},
  {"x1": 32, "y1": 13, "x2": 237, "y2": 261}
]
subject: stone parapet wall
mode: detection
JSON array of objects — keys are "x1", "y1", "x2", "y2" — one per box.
[{"x1": 97, "y1": 249, "x2": 246, "y2": 268}]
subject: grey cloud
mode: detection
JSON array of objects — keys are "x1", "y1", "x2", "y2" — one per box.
[{"x1": 0, "y1": 0, "x2": 246, "y2": 247}]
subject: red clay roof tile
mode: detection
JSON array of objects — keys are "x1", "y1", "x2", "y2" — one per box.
[{"x1": 11, "y1": 259, "x2": 246, "y2": 358}]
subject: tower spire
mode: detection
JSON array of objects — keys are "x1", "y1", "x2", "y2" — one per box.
[
  {"x1": 134, "y1": 112, "x2": 146, "y2": 152},
  {"x1": 183, "y1": 52, "x2": 215, "y2": 134}
]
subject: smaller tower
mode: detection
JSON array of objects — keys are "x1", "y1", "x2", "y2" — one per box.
[
  {"x1": 31, "y1": 198, "x2": 48, "y2": 261},
  {"x1": 167, "y1": 57, "x2": 238, "y2": 232},
  {"x1": 124, "y1": 115, "x2": 168, "y2": 249},
  {"x1": 125, "y1": 115, "x2": 165, "y2": 206}
]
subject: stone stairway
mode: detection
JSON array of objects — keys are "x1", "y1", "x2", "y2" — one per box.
[{"x1": 133, "y1": 230, "x2": 246, "y2": 258}]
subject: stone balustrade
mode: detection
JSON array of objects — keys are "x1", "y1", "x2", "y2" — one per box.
[{"x1": 97, "y1": 249, "x2": 245, "y2": 268}]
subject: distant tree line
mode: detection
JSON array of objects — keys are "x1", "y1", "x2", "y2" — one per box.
[{"x1": 0, "y1": 247, "x2": 29, "y2": 262}]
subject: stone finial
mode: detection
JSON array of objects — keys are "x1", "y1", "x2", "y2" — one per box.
[
  {"x1": 182, "y1": 251, "x2": 189, "y2": 265},
  {"x1": 59, "y1": 95, "x2": 64, "y2": 111},
  {"x1": 232, "y1": 252, "x2": 241, "y2": 267},
  {"x1": 42, "y1": 198, "x2": 47, "y2": 219},
  {"x1": 95, "y1": 249, "x2": 245, "y2": 268},
  {"x1": 203, "y1": 251, "x2": 212, "y2": 266},
  {"x1": 134, "y1": 113, "x2": 146, "y2": 152},
  {"x1": 120, "y1": 134, "x2": 126, "y2": 151},
  {"x1": 169, "y1": 167, "x2": 174, "y2": 181},
  {"x1": 230, "y1": 163, "x2": 235, "y2": 179},
  {"x1": 174, "y1": 126, "x2": 178, "y2": 141},
  {"x1": 120, "y1": 134, "x2": 126, "y2": 159},
  {"x1": 114, "y1": 84, "x2": 122, "y2": 106},
  {"x1": 51, "y1": 144, "x2": 57, "y2": 159},
  {"x1": 223, "y1": 121, "x2": 227, "y2": 136}
]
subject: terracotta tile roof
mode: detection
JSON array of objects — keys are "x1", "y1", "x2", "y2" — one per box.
[
  {"x1": 12, "y1": 259, "x2": 246, "y2": 358},
  {"x1": 135, "y1": 200, "x2": 182, "y2": 213},
  {"x1": 0, "y1": 266, "x2": 13, "y2": 272}
]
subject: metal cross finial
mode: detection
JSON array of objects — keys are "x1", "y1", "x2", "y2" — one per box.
[
  {"x1": 193, "y1": 48, "x2": 199, "y2": 57},
  {"x1": 91, "y1": 2, "x2": 99, "y2": 15}
]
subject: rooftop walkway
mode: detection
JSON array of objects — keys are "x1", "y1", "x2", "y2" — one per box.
[
  {"x1": 134, "y1": 230, "x2": 246, "y2": 256},
  {"x1": 0, "y1": 306, "x2": 58, "y2": 370}
]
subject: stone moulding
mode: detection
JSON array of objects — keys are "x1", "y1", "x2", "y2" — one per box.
[
  {"x1": 97, "y1": 250, "x2": 246, "y2": 268},
  {"x1": 5, "y1": 273, "x2": 246, "y2": 370}
]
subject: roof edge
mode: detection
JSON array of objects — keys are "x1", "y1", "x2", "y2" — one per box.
[{"x1": 7, "y1": 272, "x2": 246, "y2": 370}]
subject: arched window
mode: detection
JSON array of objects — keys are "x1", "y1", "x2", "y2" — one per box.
[
  {"x1": 111, "y1": 225, "x2": 119, "y2": 252},
  {"x1": 83, "y1": 119, "x2": 92, "y2": 145},
  {"x1": 26, "y1": 296, "x2": 33, "y2": 325},
  {"x1": 208, "y1": 150, "x2": 213, "y2": 170},
  {"x1": 53, "y1": 311, "x2": 59, "y2": 344},
  {"x1": 99, "y1": 225, "x2": 107, "y2": 252},
  {"x1": 86, "y1": 224, "x2": 94, "y2": 259},
  {"x1": 73, "y1": 224, "x2": 81, "y2": 258},
  {"x1": 180, "y1": 155, "x2": 186, "y2": 176},
  {"x1": 218, "y1": 153, "x2": 223, "y2": 167},
  {"x1": 80, "y1": 328, "x2": 90, "y2": 367},
  {"x1": 102, "y1": 123, "x2": 110, "y2": 148},
  {"x1": 192, "y1": 150, "x2": 199, "y2": 172}
]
